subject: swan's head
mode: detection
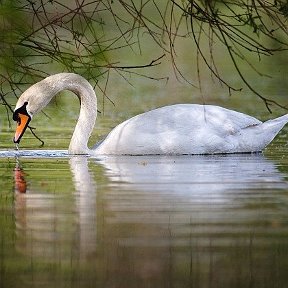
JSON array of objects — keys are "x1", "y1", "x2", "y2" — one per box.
[
  {"x1": 12, "y1": 73, "x2": 96, "y2": 148},
  {"x1": 13, "y1": 79, "x2": 55, "y2": 144}
]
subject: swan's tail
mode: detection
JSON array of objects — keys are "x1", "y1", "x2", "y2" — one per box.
[
  {"x1": 263, "y1": 114, "x2": 288, "y2": 130},
  {"x1": 260, "y1": 113, "x2": 288, "y2": 146}
]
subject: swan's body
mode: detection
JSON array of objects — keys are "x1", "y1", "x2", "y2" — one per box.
[{"x1": 13, "y1": 73, "x2": 288, "y2": 155}]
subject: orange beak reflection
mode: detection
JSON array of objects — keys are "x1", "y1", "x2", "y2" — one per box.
[
  {"x1": 13, "y1": 113, "x2": 31, "y2": 144},
  {"x1": 14, "y1": 165, "x2": 27, "y2": 193}
]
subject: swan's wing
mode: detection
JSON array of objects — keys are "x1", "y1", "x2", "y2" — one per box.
[{"x1": 202, "y1": 105, "x2": 262, "y2": 135}]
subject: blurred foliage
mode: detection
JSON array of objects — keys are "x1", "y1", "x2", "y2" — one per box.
[{"x1": 0, "y1": 0, "x2": 287, "y2": 121}]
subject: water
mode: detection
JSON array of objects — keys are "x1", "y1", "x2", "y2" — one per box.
[{"x1": 1, "y1": 132, "x2": 288, "y2": 288}]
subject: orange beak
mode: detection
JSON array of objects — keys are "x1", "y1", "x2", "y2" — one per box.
[{"x1": 13, "y1": 112, "x2": 31, "y2": 144}]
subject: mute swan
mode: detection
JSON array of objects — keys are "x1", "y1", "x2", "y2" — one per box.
[{"x1": 13, "y1": 73, "x2": 288, "y2": 155}]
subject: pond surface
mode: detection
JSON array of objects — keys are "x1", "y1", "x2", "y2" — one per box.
[{"x1": 1, "y1": 130, "x2": 288, "y2": 288}]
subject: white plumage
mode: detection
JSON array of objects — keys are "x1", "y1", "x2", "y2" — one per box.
[{"x1": 94, "y1": 104, "x2": 287, "y2": 154}]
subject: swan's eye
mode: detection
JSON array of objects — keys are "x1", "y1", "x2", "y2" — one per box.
[
  {"x1": 13, "y1": 112, "x2": 20, "y2": 123},
  {"x1": 16, "y1": 114, "x2": 21, "y2": 125}
]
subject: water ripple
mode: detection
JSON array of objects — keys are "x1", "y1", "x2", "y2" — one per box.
[{"x1": 0, "y1": 149, "x2": 70, "y2": 158}]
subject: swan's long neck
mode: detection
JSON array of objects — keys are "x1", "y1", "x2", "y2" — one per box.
[{"x1": 43, "y1": 73, "x2": 97, "y2": 154}]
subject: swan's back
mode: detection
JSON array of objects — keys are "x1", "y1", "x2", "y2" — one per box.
[{"x1": 94, "y1": 104, "x2": 264, "y2": 155}]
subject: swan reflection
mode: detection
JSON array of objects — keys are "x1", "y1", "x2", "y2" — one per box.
[
  {"x1": 98, "y1": 153, "x2": 287, "y2": 198},
  {"x1": 14, "y1": 156, "x2": 97, "y2": 261},
  {"x1": 95, "y1": 154, "x2": 288, "y2": 235},
  {"x1": 70, "y1": 156, "x2": 97, "y2": 259},
  {"x1": 12, "y1": 153, "x2": 288, "y2": 286}
]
